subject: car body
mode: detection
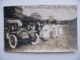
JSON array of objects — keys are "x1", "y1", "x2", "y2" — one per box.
[{"x1": 5, "y1": 19, "x2": 40, "y2": 48}]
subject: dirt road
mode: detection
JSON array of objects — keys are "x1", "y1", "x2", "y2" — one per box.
[{"x1": 5, "y1": 25, "x2": 77, "y2": 52}]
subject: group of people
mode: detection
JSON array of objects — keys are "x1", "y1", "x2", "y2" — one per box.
[
  {"x1": 26, "y1": 20, "x2": 63, "y2": 41},
  {"x1": 40, "y1": 21, "x2": 63, "y2": 40}
]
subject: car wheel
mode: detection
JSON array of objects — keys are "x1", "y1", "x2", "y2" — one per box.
[
  {"x1": 6, "y1": 32, "x2": 10, "y2": 40},
  {"x1": 31, "y1": 33, "x2": 40, "y2": 45},
  {"x1": 9, "y1": 34, "x2": 18, "y2": 48}
]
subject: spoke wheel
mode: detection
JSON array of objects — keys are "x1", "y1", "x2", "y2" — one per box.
[
  {"x1": 9, "y1": 34, "x2": 18, "y2": 48},
  {"x1": 31, "y1": 33, "x2": 40, "y2": 45}
]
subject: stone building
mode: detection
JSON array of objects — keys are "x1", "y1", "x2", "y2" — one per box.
[
  {"x1": 4, "y1": 6, "x2": 23, "y2": 19},
  {"x1": 31, "y1": 12, "x2": 42, "y2": 20}
]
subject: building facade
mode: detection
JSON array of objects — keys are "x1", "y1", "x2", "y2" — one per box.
[
  {"x1": 30, "y1": 12, "x2": 42, "y2": 20},
  {"x1": 4, "y1": 6, "x2": 23, "y2": 19}
]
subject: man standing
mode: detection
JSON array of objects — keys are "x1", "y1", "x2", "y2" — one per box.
[{"x1": 35, "y1": 21, "x2": 41, "y2": 35}]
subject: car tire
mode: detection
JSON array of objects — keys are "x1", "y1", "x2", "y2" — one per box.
[
  {"x1": 9, "y1": 34, "x2": 18, "y2": 48},
  {"x1": 31, "y1": 33, "x2": 40, "y2": 45},
  {"x1": 6, "y1": 32, "x2": 10, "y2": 40}
]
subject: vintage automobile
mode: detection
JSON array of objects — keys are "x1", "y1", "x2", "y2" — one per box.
[{"x1": 5, "y1": 19, "x2": 40, "y2": 49}]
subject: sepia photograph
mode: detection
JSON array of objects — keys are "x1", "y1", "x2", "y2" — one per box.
[{"x1": 4, "y1": 5, "x2": 77, "y2": 52}]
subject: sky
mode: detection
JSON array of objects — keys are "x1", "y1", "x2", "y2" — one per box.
[{"x1": 22, "y1": 5, "x2": 77, "y2": 21}]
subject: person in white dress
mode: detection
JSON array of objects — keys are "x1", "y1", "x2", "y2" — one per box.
[
  {"x1": 55, "y1": 24, "x2": 63, "y2": 38},
  {"x1": 59, "y1": 25, "x2": 63, "y2": 35},
  {"x1": 55, "y1": 24, "x2": 59, "y2": 38},
  {"x1": 51, "y1": 24, "x2": 56, "y2": 38},
  {"x1": 40, "y1": 21, "x2": 52, "y2": 41}
]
